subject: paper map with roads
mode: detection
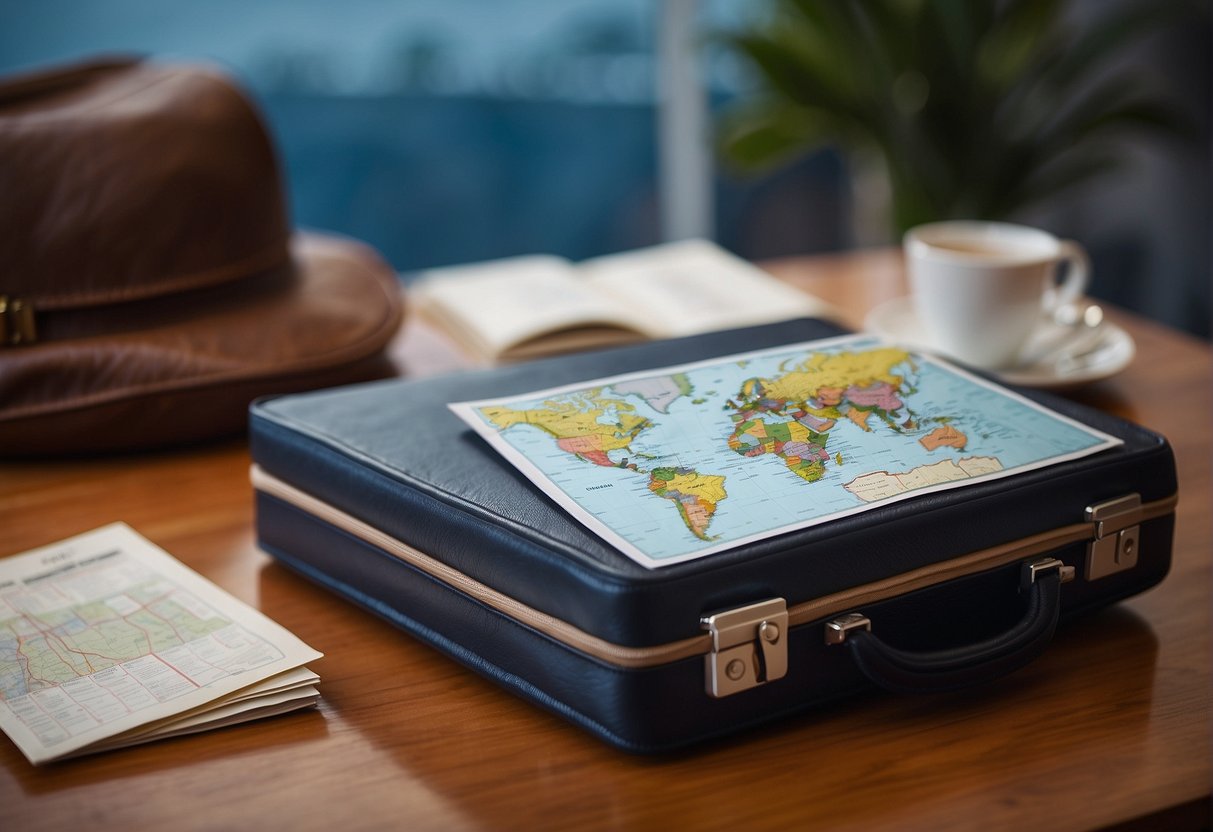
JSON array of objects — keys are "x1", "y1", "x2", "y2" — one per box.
[{"x1": 0, "y1": 524, "x2": 321, "y2": 763}]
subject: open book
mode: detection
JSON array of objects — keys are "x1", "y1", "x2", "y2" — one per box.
[
  {"x1": 411, "y1": 239, "x2": 838, "y2": 362},
  {"x1": 0, "y1": 524, "x2": 322, "y2": 764}
]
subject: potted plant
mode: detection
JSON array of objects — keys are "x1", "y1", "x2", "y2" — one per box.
[{"x1": 718, "y1": 0, "x2": 1202, "y2": 237}]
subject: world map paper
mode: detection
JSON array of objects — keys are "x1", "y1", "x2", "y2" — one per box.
[{"x1": 451, "y1": 334, "x2": 1121, "y2": 568}]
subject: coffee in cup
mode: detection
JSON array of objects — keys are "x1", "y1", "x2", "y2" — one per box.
[{"x1": 904, "y1": 221, "x2": 1090, "y2": 369}]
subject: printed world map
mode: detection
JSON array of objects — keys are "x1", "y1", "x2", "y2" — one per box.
[{"x1": 454, "y1": 335, "x2": 1118, "y2": 567}]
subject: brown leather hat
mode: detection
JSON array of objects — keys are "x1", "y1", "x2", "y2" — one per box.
[{"x1": 0, "y1": 57, "x2": 404, "y2": 455}]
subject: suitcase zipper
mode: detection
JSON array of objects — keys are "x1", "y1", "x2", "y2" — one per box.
[{"x1": 251, "y1": 466, "x2": 1176, "y2": 675}]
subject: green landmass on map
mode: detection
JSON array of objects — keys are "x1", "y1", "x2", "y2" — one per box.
[
  {"x1": 0, "y1": 581, "x2": 231, "y2": 699},
  {"x1": 477, "y1": 346, "x2": 959, "y2": 542},
  {"x1": 725, "y1": 346, "x2": 918, "y2": 482}
]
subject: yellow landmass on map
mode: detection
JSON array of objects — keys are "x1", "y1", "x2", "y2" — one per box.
[
  {"x1": 647, "y1": 468, "x2": 728, "y2": 540},
  {"x1": 480, "y1": 391, "x2": 648, "y2": 453},
  {"x1": 661, "y1": 471, "x2": 727, "y2": 504},
  {"x1": 762, "y1": 347, "x2": 911, "y2": 404},
  {"x1": 785, "y1": 421, "x2": 813, "y2": 443}
]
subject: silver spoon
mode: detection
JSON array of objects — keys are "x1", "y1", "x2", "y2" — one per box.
[{"x1": 1017, "y1": 302, "x2": 1106, "y2": 368}]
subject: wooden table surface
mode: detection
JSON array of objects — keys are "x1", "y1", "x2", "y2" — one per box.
[{"x1": 2, "y1": 250, "x2": 1209, "y2": 831}]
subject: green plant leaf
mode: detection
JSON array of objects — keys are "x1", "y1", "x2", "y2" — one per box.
[
  {"x1": 841, "y1": 0, "x2": 918, "y2": 72},
  {"x1": 714, "y1": 0, "x2": 1204, "y2": 234},
  {"x1": 977, "y1": 0, "x2": 1066, "y2": 91},
  {"x1": 722, "y1": 32, "x2": 860, "y2": 120},
  {"x1": 1034, "y1": 79, "x2": 1192, "y2": 160},
  {"x1": 718, "y1": 101, "x2": 839, "y2": 173},
  {"x1": 769, "y1": 3, "x2": 869, "y2": 106},
  {"x1": 997, "y1": 150, "x2": 1125, "y2": 216}
]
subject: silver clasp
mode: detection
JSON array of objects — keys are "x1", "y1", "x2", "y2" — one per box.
[
  {"x1": 1085, "y1": 494, "x2": 1142, "y2": 580},
  {"x1": 701, "y1": 598, "x2": 788, "y2": 698}
]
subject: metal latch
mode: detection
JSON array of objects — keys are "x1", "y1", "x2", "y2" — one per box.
[
  {"x1": 1085, "y1": 494, "x2": 1142, "y2": 580},
  {"x1": 701, "y1": 598, "x2": 788, "y2": 698},
  {"x1": 0, "y1": 296, "x2": 36, "y2": 346},
  {"x1": 1020, "y1": 557, "x2": 1076, "y2": 591},
  {"x1": 824, "y1": 612, "x2": 871, "y2": 645}
]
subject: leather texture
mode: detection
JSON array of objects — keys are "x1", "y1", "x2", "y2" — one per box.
[
  {"x1": 0, "y1": 58, "x2": 288, "y2": 311},
  {"x1": 256, "y1": 491, "x2": 875, "y2": 753},
  {"x1": 251, "y1": 319, "x2": 1176, "y2": 647},
  {"x1": 256, "y1": 490, "x2": 1171, "y2": 752},
  {"x1": 0, "y1": 58, "x2": 404, "y2": 455},
  {"x1": 251, "y1": 320, "x2": 1177, "y2": 750},
  {"x1": 843, "y1": 571, "x2": 1061, "y2": 693}
]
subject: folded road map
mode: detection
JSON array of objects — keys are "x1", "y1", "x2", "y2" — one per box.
[{"x1": 0, "y1": 524, "x2": 321, "y2": 764}]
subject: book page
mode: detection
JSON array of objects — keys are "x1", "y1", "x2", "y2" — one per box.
[
  {"x1": 0, "y1": 524, "x2": 322, "y2": 764},
  {"x1": 413, "y1": 256, "x2": 647, "y2": 361},
  {"x1": 578, "y1": 239, "x2": 839, "y2": 337}
]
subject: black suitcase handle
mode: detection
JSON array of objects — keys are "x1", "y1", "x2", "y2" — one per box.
[{"x1": 829, "y1": 561, "x2": 1066, "y2": 694}]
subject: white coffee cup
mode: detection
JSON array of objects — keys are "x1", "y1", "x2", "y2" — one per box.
[{"x1": 904, "y1": 221, "x2": 1090, "y2": 369}]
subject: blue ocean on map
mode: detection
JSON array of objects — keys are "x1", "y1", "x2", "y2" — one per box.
[{"x1": 458, "y1": 336, "x2": 1119, "y2": 567}]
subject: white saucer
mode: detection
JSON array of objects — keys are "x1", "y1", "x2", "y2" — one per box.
[{"x1": 863, "y1": 297, "x2": 1135, "y2": 389}]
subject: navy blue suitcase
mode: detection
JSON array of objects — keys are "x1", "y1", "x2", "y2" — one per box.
[{"x1": 250, "y1": 319, "x2": 1176, "y2": 752}]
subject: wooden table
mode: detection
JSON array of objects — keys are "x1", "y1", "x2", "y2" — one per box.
[{"x1": 2, "y1": 250, "x2": 1209, "y2": 831}]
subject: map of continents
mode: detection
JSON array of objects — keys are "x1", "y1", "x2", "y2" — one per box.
[{"x1": 457, "y1": 335, "x2": 1117, "y2": 567}]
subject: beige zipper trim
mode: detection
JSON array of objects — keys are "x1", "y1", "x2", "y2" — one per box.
[
  {"x1": 252, "y1": 465, "x2": 1177, "y2": 669},
  {"x1": 252, "y1": 465, "x2": 709, "y2": 667}
]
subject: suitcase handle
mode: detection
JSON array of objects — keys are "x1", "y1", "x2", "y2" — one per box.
[{"x1": 830, "y1": 561, "x2": 1066, "y2": 694}]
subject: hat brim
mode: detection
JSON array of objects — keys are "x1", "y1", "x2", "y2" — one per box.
[{"x1": 0, "y1": 232, "x2": 404, "y2": 456}]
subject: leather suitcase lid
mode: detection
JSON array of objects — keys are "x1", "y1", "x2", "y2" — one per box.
[{"x1": 249, "y1": 318, "x2": 1177, "y2": 647}]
